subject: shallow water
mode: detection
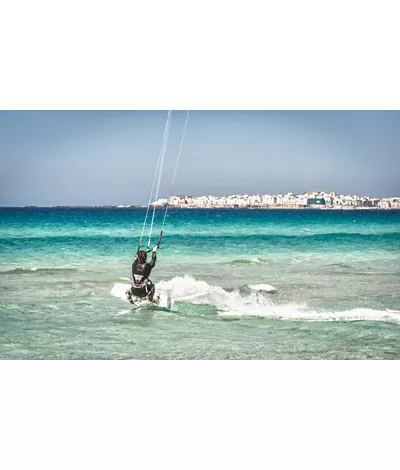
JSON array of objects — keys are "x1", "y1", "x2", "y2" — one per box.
[{"x1": 1, "y1": 207, "x2": 399, "y2": 359}]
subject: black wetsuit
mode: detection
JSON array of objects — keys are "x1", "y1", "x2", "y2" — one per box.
[{"x1": 129, "y1": 252, "x2": 157, "y2": 300}]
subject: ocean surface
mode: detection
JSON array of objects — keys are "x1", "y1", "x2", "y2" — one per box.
[{"x1": 1, "y1": 207, "x2": 399, "y2": 359}]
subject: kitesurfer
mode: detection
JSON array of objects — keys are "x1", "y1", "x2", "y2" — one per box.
[{"x1": 127, "y1": 247, "x2": 158, "y2": 303}]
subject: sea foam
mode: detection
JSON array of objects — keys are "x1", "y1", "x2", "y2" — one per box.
[{"x1": 157, "y1": 275, "x2": 400, "y2": 324}]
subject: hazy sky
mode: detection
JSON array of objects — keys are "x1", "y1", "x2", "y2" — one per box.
[{"x1": 0, "y1": 111, "x2": 399, "y2": 206}]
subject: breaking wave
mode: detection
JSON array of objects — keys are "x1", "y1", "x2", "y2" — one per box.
[
  {"x1": 157, "y1": 275, "x2": 400, "y2": 324},
  {"x1": 226, "y1": 258, "x2": 263, "y2": 265}
]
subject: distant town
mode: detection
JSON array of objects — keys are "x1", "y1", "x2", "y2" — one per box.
[
  {"x1": 19, "y1": 190, "x2": 398, "y2": 210},
  {"x1": 145, "y1": 190, "x2": 400, "y2": 210}
]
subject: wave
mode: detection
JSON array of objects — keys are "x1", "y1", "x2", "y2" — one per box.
[
  {"x1": 0, "y1": 267, "x2": 79, "y2": 275},
  {"x1": 226, "y1": 258, "x2": 263, "y2": 265},
  {"x1": 1, "y1": 232, "x2": 399, "y2": 243},
  {"x1": 248, "y1": 284, "x2": 277, "y2": 293},
  {"x1": 157, "y1": 275, "x2": 400, "y2": 324}
]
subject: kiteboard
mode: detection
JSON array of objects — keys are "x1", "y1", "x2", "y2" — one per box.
[{"x1": 111, "y1": 282, "x2": 173, "y2": 309}]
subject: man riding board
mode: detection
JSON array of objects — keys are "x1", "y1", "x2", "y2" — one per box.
[{"x1": 127, "y1": 247, "x2": 158, "y2": 303}]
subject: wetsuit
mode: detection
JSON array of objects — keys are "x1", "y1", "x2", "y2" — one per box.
[{"x1": 129, "y1": 252, "x2": 157, "y2": 301}]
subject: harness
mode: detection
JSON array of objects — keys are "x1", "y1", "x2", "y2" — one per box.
[{"x1": 133, "y1": 273, "x2": 148, "y2": 287}]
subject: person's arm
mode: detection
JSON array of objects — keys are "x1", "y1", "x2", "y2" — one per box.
[
  {"x1": 148, "y1": 250, "x2": 157, "y2": 268},
  {"x1": 131, "y1": 260, "x2": 137, "y2": 281}
]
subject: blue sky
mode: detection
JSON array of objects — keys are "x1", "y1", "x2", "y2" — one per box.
[{"x1": 0, "y1": 111, "x2": 399, "y2": 206}]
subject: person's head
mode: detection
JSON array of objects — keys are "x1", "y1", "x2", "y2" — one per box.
[{"x1": 137, "y1": 250, "x2": 147, "y2": 262}]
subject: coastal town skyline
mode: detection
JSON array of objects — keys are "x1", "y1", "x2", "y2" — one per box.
[
  {"x1": 11, "y1": 189, "x2": 398, "y2": 209},
  {"x1": 60, "y1": 189, "x2": 400, "y2": 210},
  {"x1": 149, "y1": 189, "x2": 400, "y2": 209}
]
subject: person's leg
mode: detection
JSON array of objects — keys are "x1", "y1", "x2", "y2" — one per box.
[
  {"x1": 126, "y1": 286, "x2": 132, "y2": 301},
  {"x1": 148, "y1": 283, "x2": 155, "y2": 302}
]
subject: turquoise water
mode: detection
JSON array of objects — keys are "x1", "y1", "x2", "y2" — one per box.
[{"x1": 1, "y1": 207, "x2": 399, "y2": 359}]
